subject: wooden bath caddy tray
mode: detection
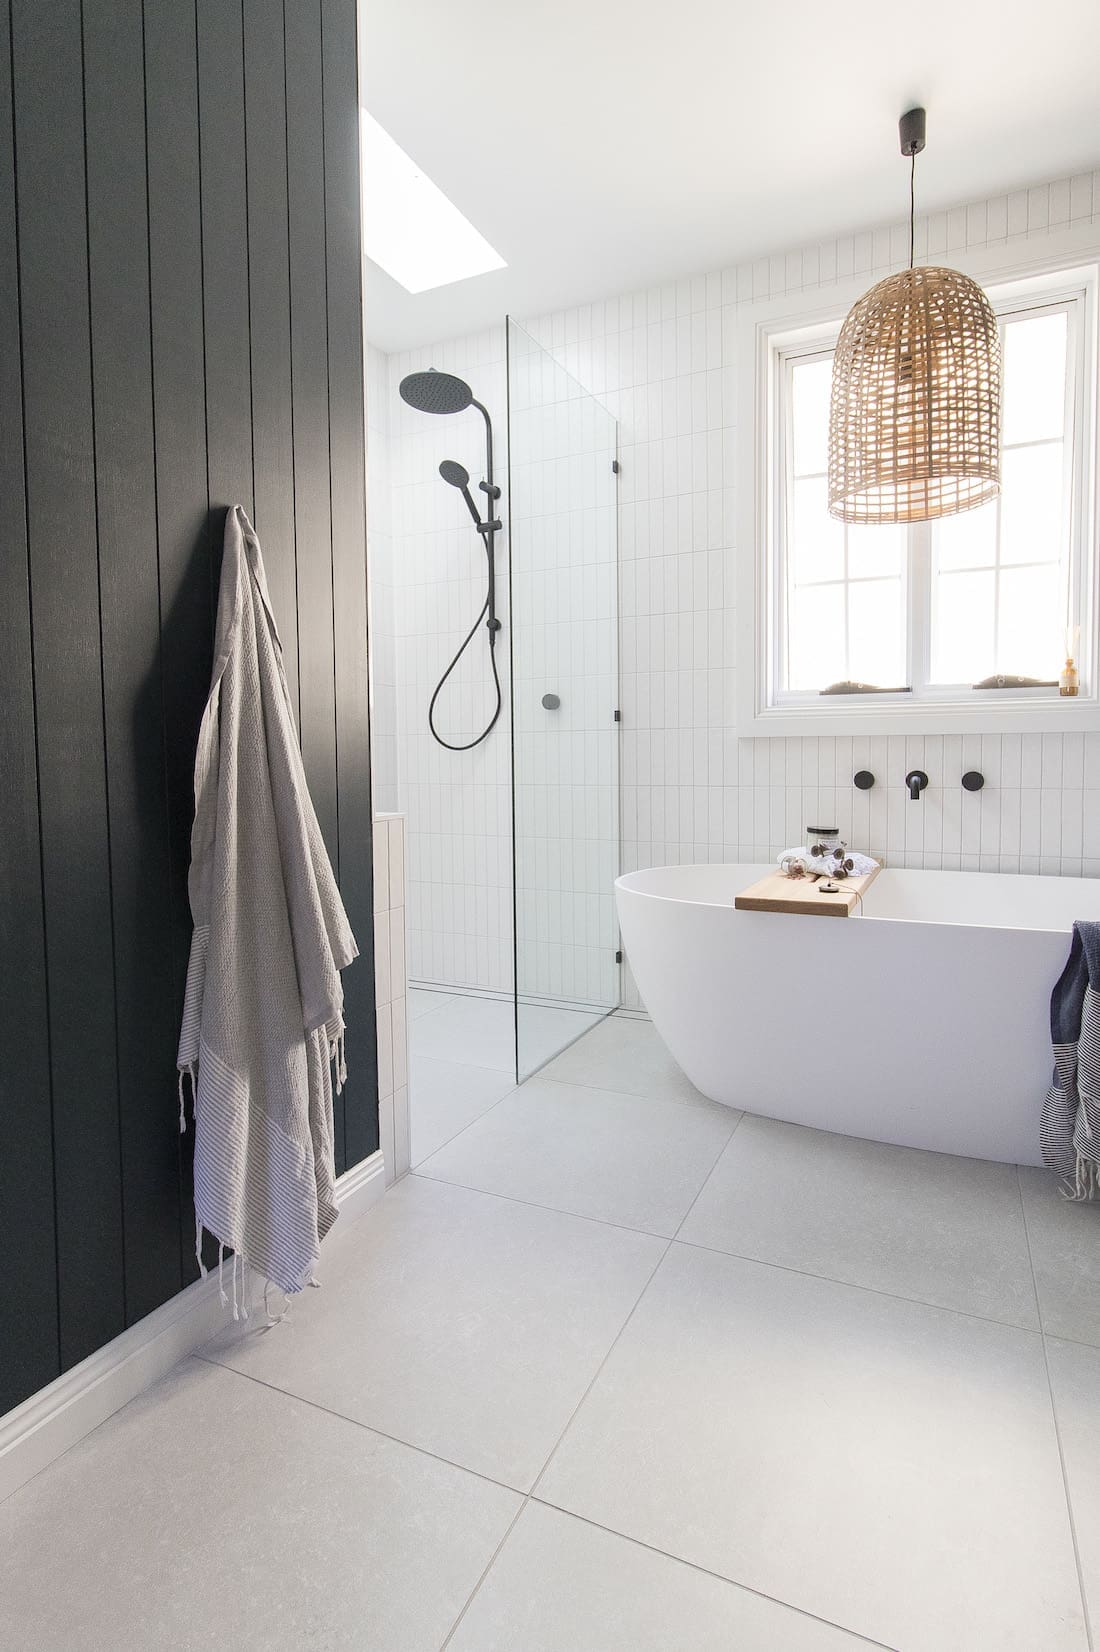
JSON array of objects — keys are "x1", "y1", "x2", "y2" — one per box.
[{"x1": 734, "y1": 865, "x2": 879, "y2": 917}]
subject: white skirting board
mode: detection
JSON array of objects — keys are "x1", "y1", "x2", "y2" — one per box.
[{"x1": 0, "y1": 1149, "x2": 386, "y2": 1506}]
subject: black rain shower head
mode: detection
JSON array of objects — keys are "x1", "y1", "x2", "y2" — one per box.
[
  {"x1": 399, "y1": 369, "x2": 474, "y2": 416},
  {"x1": 400, "y1": 366, "x2": 501, "y2": 753}
]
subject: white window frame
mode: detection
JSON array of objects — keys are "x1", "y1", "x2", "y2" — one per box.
[{"x1": 736, "y1": 224, "x2": 1100, "y2": 736}]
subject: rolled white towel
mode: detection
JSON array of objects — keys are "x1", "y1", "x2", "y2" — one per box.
[{"x1": 778, "y1": 845, "x2": 879, "y2": 878}]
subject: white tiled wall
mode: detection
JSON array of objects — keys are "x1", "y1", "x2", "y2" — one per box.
[
  {"x1": 373, "y1": 814, "x2": 409, "y2": 1184},
  {"x1": 366, "y1": 344, "x2": 398, "y2": 814},
  {"x1": 368, "y1": 166, "x2": 1100, "y2": 1010},
  {"x1": 382, "y1": 330, "x2": 513, "y2": 994},
  {"x1": 509, "y1": 320, "x2": 620, "y2": 1008}
]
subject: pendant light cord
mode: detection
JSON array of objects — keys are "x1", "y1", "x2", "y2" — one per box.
[{"x1": 909, "y1": 149, "x2": 916, "y2": 267}]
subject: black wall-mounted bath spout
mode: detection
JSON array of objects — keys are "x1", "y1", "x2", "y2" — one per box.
[{"x1": 905, "y1": 769, "x2": 929, "y2": 801}]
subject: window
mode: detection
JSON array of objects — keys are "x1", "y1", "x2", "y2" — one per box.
[{"x1": 742, "y1": 253, "x2": 1099, "y2": 734}]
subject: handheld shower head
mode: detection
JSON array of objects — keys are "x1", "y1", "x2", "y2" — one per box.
[
  {"x1": 440, "y1": 458, "x2": 483, "y2": 531},
  {"x1": 399, "y1": 369, "x2": 474, "y2": 416}
]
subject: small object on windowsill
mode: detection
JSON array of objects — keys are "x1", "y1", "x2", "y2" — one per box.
[
  {"x1": 972, "y1": 673, "x2": 1058, "y2": 689},
  {"x1": 820, "y1": 681, "x2": 912, "y2": 695},
  {"x1": 1060, "y1": 657, "x2": 1080, "y2": 697}
]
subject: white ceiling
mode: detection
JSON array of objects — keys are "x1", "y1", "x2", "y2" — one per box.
[{"x1": 361, "y1": 0, "x2": 1100, "y2": 354}]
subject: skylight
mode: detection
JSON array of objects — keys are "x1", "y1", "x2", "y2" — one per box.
[{"x1": 360, "y1": 110, "x2": 506, "y2": 295}]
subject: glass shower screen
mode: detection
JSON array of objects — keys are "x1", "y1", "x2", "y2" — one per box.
[{"x1": 506, "y1": 318, "x2": 620, "y2": 1080}]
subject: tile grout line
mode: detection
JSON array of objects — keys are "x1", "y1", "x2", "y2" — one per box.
[
  {"x1": 438, "y1": 1235, "x2": 675, "y2": 1651},
  {"x1": 1016, "y1": 1165, "x2": 1096, "y2": 1652},
  {"x1": 193, "y1": 1350, "x2": 526, "y2": 1500},
  {"x1": 525, "y1": 1501, "x2": 895, "y2": 1652},
  {"x1": 409, "y1": 1078, "x2": 520, "y2": 1170},
  {"x1": 671, "y1": 1233, "x2": 1047, "y2": 1339},
  {"x1": 669, "y1": 1107, "x2": 748, "y2": 1241}
]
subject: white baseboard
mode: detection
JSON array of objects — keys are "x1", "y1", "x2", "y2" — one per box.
[{"x1": 0, "y1": 1149, "x2": 386, "y2": 1506}]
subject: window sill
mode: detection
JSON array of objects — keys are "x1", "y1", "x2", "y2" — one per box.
[{"x1": 739, "y1": 695, "x2": 1100, "y2": 738}]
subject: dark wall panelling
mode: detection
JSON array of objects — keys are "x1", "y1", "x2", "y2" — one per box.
[
  {"x1": 0, "y1": 2, "x2": 58, "y2": 1416},
  {"x1": 244, "y1": 0, "x2": 299, "y2": 722},
  {"x1": 0, "y1": 0, "x2": 376, "y2": 1415},
  {"x1": 286, "y1": 0, "x2": 340, "y2": 870},
  {"x1": 323, "y1": 0, "x2": 377, "y2": 1173},
  {"x1": 144, "y1": 0, "x2": 217, "y2": 1288},
  {"x1": 84, "y1": 0, "x2": 182, "y2": 1322},
  {"x1": 12, "y1": 0, "x2": 125, "y2": 1371}
]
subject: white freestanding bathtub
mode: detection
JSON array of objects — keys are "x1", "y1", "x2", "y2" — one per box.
[{"x1": 616, "y1": 863, "x2": 1100, "y2": 1166}]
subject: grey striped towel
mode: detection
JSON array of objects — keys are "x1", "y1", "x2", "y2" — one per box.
[
  {"x1": 1041, "y1": 920, "x2": 1100, "y2": 1200},
  {"x1": 177, "y1": 507, "x2": 358, "y2": 1313}
]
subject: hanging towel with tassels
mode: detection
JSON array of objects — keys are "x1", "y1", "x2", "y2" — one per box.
[
  {"x1": 177, "y1": 506, "x2": 358, "y2": 1301},
  {"x1": 1041, "y1": 920, "x2": 1100, "y2": 1200}
]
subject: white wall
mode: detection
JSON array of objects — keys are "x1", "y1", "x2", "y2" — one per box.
[
  {"x1": 366, "y1": 343, "x2": 398, "y2": 814},
  {"x1": 384, "y1": 329, "x2": 513, "y2": 994},
  {"x1": 369, "y1": 165, "x2": 1100, "y2": 1007},
  {"x1": 509, "y1": 321, "x2": 620, "y2": 1009}
]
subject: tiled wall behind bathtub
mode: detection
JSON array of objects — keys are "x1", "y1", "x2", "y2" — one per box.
[{"x1": 516, "y1": 167, "x2": 1100, "y2": 1004}]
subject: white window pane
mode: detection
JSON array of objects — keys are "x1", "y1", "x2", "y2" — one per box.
[
  {"x1": 932, "y1": 569, "x2": 996, "y2": 684},
  {"x1": 997, "y1": 565, "x2": 1063, "y2": 678},
  {"x1": 791, "y1": 476, "x2": 844, "y2": 584},
  {"x1": 847, "y1": 579, "x2": 905, "y2": 685},
  {"x1": 932, "y1": 498, "x2": 997, "y2": 572},
  {"x1": 787, "y1": 582, "x2": 845, "y2": 690},
  {"x1": 847, "y1": 521, "x2": 904, "y2": 579},
  {"x1": 1000, "y1": 442, "x2": 1065, "y2": 565},
  {"x1": 790, "y1": 358, "x2": 832, "y2": 476},
  {"x1": 1002, "y1": 312, "x2": 1068, "y2": 445}
]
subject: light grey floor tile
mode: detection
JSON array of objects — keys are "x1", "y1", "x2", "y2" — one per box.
[
  {"x1": 408, "y1": 986, "x2": 458, "y2": 1020},
  {"x1": 1046, "y1": 1336, "x2": 1100, "y2": 1633},
  {"x1": 518, "y1": 1004, "x2": 606, "y2": 1078},
  {"x1": 412, "y1": 994, "x2": 599, "y2": 1073},
  {"x1": 0, "y1": 1357, "x2": 518, "y2": 1652},
  {"x1": 679, "y1": 1114, "x2": 1039, "y2": 1328},
  {"x1": 410, "y1": 1053, "x2": 516, "y2": 1167},
  {"x1": 449, "y1": 1501, "x2": 875, "y2": 1652},
  {"x1": 538, "y1": 1244, "x2": 1085, "y2": 1652},
  {"x1": 540, "y1": 1013, "x2": 710, "y2": 1105},
  {"x1": 418, "y1": 1076, "x2": 738, "y2": 1237},
  {"x1": 205, "y1": 1175, "x2": 664, "y2": 1492},
  {"x1": 1019, "y1": 1166, "x2": 1100, "y2": 1345}
]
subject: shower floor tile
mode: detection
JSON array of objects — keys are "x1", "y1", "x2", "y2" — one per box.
[
  {"x1": 410, "y1": 991, "x2": 602, "y2": 1074},
  {"x1": 409, "y1": 1053, "x2": 515, "y2": 1166},
  {"x1": 537, "y1": 1243, "x2": 1085, "y2": 1652},
  {"x1": 407, "y1": 986, "x2": 459, "y2": 1020},
  {"x1": 678, "y1": 1113, "x2": 1040, "y2": 1328},
  {"x1": 416, "y1": 1075, "x2": 738, "y2": 1236}
]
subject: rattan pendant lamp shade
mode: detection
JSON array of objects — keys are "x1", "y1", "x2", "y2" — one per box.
[{"x1": 828, "y1": 109, "x2": 1002, "y2": 524}]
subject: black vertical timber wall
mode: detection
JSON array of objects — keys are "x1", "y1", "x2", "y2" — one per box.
[{"x1": 0, "y1": 0, "x2": 377, "y2": 1416}]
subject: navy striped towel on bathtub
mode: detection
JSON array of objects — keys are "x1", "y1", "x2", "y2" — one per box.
[{"x1": 1042, "y1": 921, "x2": 1100, "y2": 1200}]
